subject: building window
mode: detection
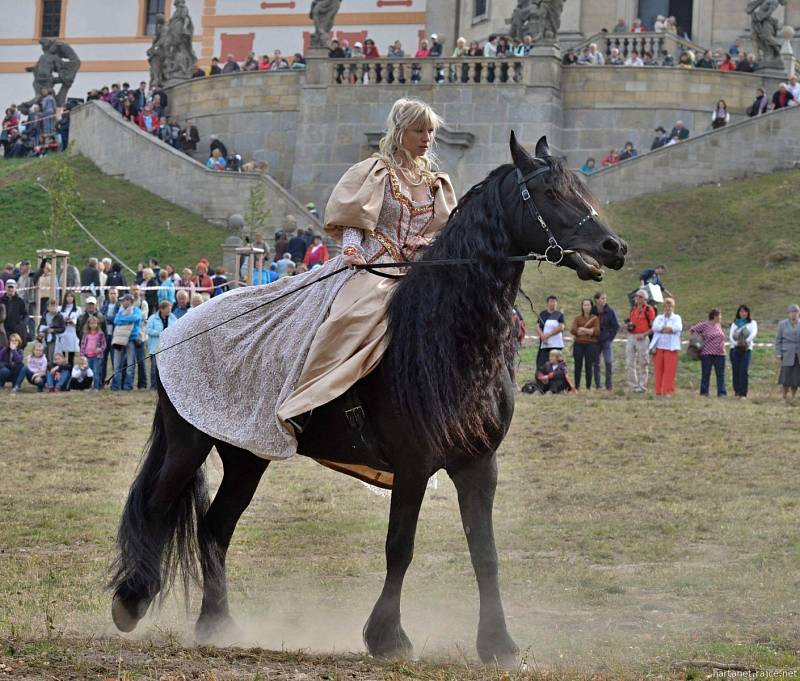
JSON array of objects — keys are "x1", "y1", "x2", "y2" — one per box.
[
  {"x1": 474, "y1": 0, "x2": 487, "y2": 19},
  {"x1": 144, "y1": 0, "x2": 167, "y2": 36},
  {"x1": 41, "y1": 0, "x2": 62, "y2": 38}
]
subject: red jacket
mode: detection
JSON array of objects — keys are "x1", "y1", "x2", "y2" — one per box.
[
  {"x1": 304, "y1": 244, "x2": 329, "y2": 267},
  {"x1": 192, "y1": 273, "x2": 213, "y2": 294},
  {"x1": 135, "y1": 111, "x2": 160, "y2": 133}
]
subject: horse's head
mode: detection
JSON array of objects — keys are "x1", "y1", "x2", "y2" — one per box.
[{"x1": 504, "y1": 131, "x2": 627, "y2": 281}]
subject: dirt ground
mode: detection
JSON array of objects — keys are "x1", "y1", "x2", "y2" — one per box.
[{"x1": 1, "y1": 385, "x2": 799, "y2": 680}]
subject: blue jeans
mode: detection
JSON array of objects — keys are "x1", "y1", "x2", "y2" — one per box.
[
  {"x1": 700, "y1": 354, "x2": 727, "y2": 396},
  {"x1": 100, "y1": 334, "x2": 114, "y2": 385},
  {"x1": 730, "y1": 348, "x2": 751, "y2": 397},
  {"x1": 46, "y1": 370, "x2": 72, "y2": 390},
  {"x1": 134, "y1": 341, "x2": 147, "y2": 389},
  {"x1": 593, "y1": 340, "x2": 614, "y2": 389},
  {"x1": 0, "y1": 365, "x2": 20, "y2": 387},
  {"x1": 14, "y1": 367, "x2": 45, "y2": 391},
  {"x1": 87, "y1": 356, "x2": 103, "y2": 389},
  {"x1": 112, "y1": 342, "x2": 136, "y2": 390}
]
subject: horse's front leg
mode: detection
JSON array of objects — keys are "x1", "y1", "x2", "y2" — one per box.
[
  {"x1": 448, "y1": 452, "x2": 518, "y2": 666},
  {"x1": 363, "y1": 471, "x2": 428, "y2": 658}
]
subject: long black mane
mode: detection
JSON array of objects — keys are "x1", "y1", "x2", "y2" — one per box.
[{"x1": 385, "y1": 165, "x2": 522, "y2": 457}]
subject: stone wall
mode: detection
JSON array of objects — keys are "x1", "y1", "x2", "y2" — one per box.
[
  {"x1": 70, "y1": 100, "x2": 322, "y2": 235},
  {"x1": 585, "y1": 105, "x2": 800, "y2": 203},
  {"x1": 165, "y1": 71, "x2": 301, "y2": 188}
]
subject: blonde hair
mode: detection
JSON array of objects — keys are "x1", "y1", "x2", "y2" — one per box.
[{"x1": 376, "y1": 98, "x2": 442, "y2": 182}]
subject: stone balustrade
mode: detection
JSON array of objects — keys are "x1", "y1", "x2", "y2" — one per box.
[
  {"x1": 325, "y1": 57, "x2": 530, "y2": 86},
  {"x1": 574, "y1": 31, "x2": 708, "y2": 60}
]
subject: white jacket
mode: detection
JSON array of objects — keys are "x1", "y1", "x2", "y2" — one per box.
[
  {"x1": 729, "y1": 320, "x2": 758, "y2": 350},
  {"x1": 650, "y1": 313, "x2": 683, "y2": 352}
]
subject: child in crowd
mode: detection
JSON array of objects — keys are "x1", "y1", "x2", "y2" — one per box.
[
  {"x1": 157, "y1": 269, "x2": 177, "y2": 305},
  {"x1": 12, "y1": 342, "x2": 48, "y2": 393},
  {"x1": 534, "y1": 349, "x2": 573, "y2": 394},
  {"x1": 39, "y1": 298, "x2": 65, "y2": 363},
  {"x1": 69, "y1": 355, "x2": 94, "y2": 390},
  {"x1": 0, "y1": 333, "x2": 23, "y2": 387},
  {"x1": 80, "y1": 316, "x2": 107, "y2": 389},
  {"x1": 46, "y1": 351, "x2": 72, "y2": 392}
]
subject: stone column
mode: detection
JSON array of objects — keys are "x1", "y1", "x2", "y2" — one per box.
[
  {"x1": 787, "y1": 0, "x2": 800, "y2": 28},
  {"x1": 303, "y1": 48, "x2": 331, "y2": 86},
  {"x1": 616, "y1": 0, "x2": 636, "y2": 25},
  {"x1": 693, "y1": 0, "x2": 714, "y2": 47},
  {"x1": 559, "y1": 0, "x2": 584, "y2": 47}
]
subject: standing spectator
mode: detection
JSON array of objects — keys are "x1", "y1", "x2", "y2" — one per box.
[
  {"x1": 570, "y1": 299, "x2": 599, "y2": 390},
  {"x1": 593, "y1": 292, "x2": 619, "y2": 391},
  {"x1": 640, "y1": 264, "x2": 669, "y2": 295},
  {"x1": 747, "y1": 88, "x2": 769, "y2": 116},
  {"x1": 288, "y1": 228, "x2": 308, "y2": 263},
  {"x1": 650, "y1": 297, "x2": 682, "y2": 396},
  {"x1": 111, "y1": 293, "x2": 142, "y2": 391},
  {"x1": 729, "y1": 304, "x2": 757, "y2": 399},
  {"x1": 100, "y1": 287, "x2": 120, "y2": 384},
  {"x1": 612, "y1": 17, "x2": 628, "y2": 32},
  {"x1": 482, "y1": 36, "x2": 497, "y2": 58},
  {"x1": 772, "y1": 83, "x2": 794, "y2": 110},
  {"x1": 669, "y1": 120, "x2": 690, "y2": 141},
  {"x1": 192, "y1": 263, "x2": 214, "y2": 301},
  {"x1": 140, "y1": 267, "x2": 159, "y2": 315},
  {"x1": 106, "y1": 262, "x2": 126, "y2": 288},
  {"x1": 788, "y1": 75, "x2": 800, "y2": 102},
  {"x1": 55, "y1": 291, "x2": 81, "y2": 365},
  {"x1": 292, "y1": 53, "x2": 306, "y2": 70},
  {"x1": 275, "y1": 252, "x2": 296, "y2": 277},
  {"x1": 129, "y1": 284, "x2": 149, "y2": 389},
  {"x1": 274, "y1": 231, "x2": 289, "y2": 261},
  {"x1": 719, "y1": 53, "x2": 736, "y2": 71},
  {"x1": 1, "y1": 280, "x2": 28, "y2": 346},
  {"x1": 39, "y1": 298, "x2": 65, "y2": 364},
  {"x1": 584, "y1": 43, "x2": 605, "y2": 65},
  {"x1": 0, "y1": 333, "x2": 23, "y2": 388},
  {"x1": 81, "y1": 257, "x2": 101, "y2": 294},
  {"x1": 580, "y1": 157, "x2": 597, "y2": 174},
  {"x1": 16, "y1": 260, "x2": 36, "y2": 323},
  {"x1": 735, "y1": 53, "x2": 754, "y2": 72},
  {"x1": 190, "y1": 293, "x2": 205, "y2": 308},
  {"x1": 776, "y1": 304, "x2": 800, "y2": 400},
  {"x1": 625, "y1": 289, "x2": 655, "y2": 393},
  {"x1": 269, "y1": 50, "x2": 290, "y2": 70},
  {"x1": 222, "y1": 54, "x2": 241, "y2": 74},
  {"x1": 711, "y1": 99, "x2": 730, "y2": 129},
  {"x1": 690, "y1": 309, "x2": 728, "y2": 397},
  {"x1": 41, "y1": 87, "x2": 57, "y2": 137},
  {"x1": 536, "y1": 295, "x2": 565, "y2": 367},
  {"x1": 76, "y1": 295, "x2": 106, "y2": 339},
  {"x1": 651, "y1": 126, "x2": 669, "y2": 150},
  {"x1": 209, "y1": 57, "x2": 222, "y2": 76},
  {"x1": 619, "y1": 141, "x2": 638, "y2": 160},
  {"x1": 695, "y1": 50, "x2": 715, "y2": 69},
  {"x1": 172, "y1": 289, "x2": 191, "y2": 319},
  {"x1": 206, "y1": 148, "x2": 226, "y2": 171},
  {"x1": 211, "y1": 267, "x2": 228, "y2": 296},
  {"x1": 654, "y1": 14, "x2": 666, "y2": 32},
  {"x1": 303, "y1": 235, "x2": 329, "y2": 268},
  {"x1": 179, "y1": 268, "x2": 194, "y2": 295},
  {"x1": 180, "y1": 119, "x2": 200, "y2": 158},
  {"x1": 607, "y1": 47, "x2": 624, "y2": 65},
  {"x1": 157, "y1": 269, "x2": 176, "y2": 305},
  {"x1": 601, "y1": 148, "x2": 620, "y2": 167},
  {"x1": 12, "y1": 342, "x2": 48, "y2": 393},
  {"x1": 69, "y1": 355, "x2": 94, "y2": 390},
  {"x1": 37, "y1": 261, "x2": 58, "y2": 318},
  {"x1": 135, "y1": 105, "x2": 159, "y2": 134},
  {"x1": 677, "y1": 52, "x2": 694, "y2": 68},
  {"x1": 146, "y1": 300, "x2": 176, "y2": 390},
  {"x1": 242, "y1": 52, "x2": 259, "y2": 71},
  {"x1": 363, "y1": 40, "x2": 380, "y2": 59}
]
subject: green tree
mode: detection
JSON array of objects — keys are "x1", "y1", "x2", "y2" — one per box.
[
  {"x1": 245, "y1": 170, "x2": 271, "y2": 238},
  {"x1": 47, "y1": 145, "x2": 78, "y2": 248}
]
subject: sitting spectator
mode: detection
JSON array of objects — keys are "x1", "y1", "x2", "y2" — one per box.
[
  {"x1": 304, "y1": 235, "x2": 329, "y2": 268},
  {"x1": 601, "y1": 147, "x2": 620, "y2": 167},
  {"x1": 269, "y1": 50, "x2": 290, "y2": 70},
  {"x1": 631, "y1": 18, "x2": 645, "y2": 33},
  {"x1": 80, "y1": 315, "x2": 106, "y2": 389},
  {"x1": 0, "y1": 333, "x2": 23, "y2": 388},
  {"x1": 180, "y1": 119, "x2": 199, "y2": 157},
  {"x1": 69, "y1": 355, "x2": 94, "y2": 391},
  {"x1": 580, "y1": 157, "x2": 597, "y2": 174},
  {"x1": 678, "y1": 51, "x2": 693, "y2": 68},
  {"x1": 619, "y1": 141, "x2": 638, "y2": 160},
  {"x1": 135, "y1": 105, "x2": 159, "y2": 134},
  {"x1": 192, "y1": 66, "x2": 206, "y2": 78},
  {"x1": 46, "y1": 351, "x2": 72, "y2": 392},
  {"x1": 624, "y1": 49, "x2": 644, "y2": 66},
  {"x1": 773, "y1": 83, "x2": 795, "y2": 110},
  {"x1": 642, "y1": 50, "x2": 658, "y2": 65},
  {"x1": 608, "y1": 47, "x2": 623, "y2": 65},
  {"x1": 562, "y1": 50, "x2": 578, "y2": 65},
  {"x1": 242, "y1": 52, "x2": 259, "y2": 71},
  {"x1": 695, "y1": 50, "x2": 715, "y2": 69},
  {"x1": 12, "y1": 342, "x2": 48, "y2": 392},
  {"x1": 533, "y1": 350, "x2": 572, "y2": 394},
  {"x1": 583, "y1": 43, "x2": 605, "y2": 65},
  {"x1": 172, "y1": 289, "x2": 191, "y2": 319},
  {"x1": 612, "y1": 17, "x2": 628, "y2": 33},
  {"x1": 208, "y1": 57, "x2": 222, "y2": 76},
  {"x1": 735, "y1": 53, "x2": 753, "y2": 72},
  {"x1": 292, "y1": 53, "x2": 306, "y2": 70},
  {"x1": 222, "y1": 54, "x2": 240, "y2": 74},
  {"x1": 669, "y1": 120, "x2": 690, "y2": 141},
  {"x1": 206, "y1": 148, "x2": 226, "y2": 171},
  {"x1": 147, "y1": 300, "x2": 176, "y2": 389},
  {"x1": 746, "y1": 53, "x2": 758, "y2": 70},
  {"x1": 661, "y1": 51, "x2": 674, "y2": 67},
  {"x1": 719, "y1": 53, "x2": 736, "y2": 71},
  {"x1": 711, "y1": 99, "x2": 730, "y2": 129}
]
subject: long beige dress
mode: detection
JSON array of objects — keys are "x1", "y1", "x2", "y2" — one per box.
[{"x1": 158, "y1": 157, "x2": 456, "y2": 462}]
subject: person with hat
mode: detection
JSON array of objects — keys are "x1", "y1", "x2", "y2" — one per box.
[
  {"x1": 77, "y1": 295, "x2": 107, "y2": 340},
  {"x1": 1, "y1": 279, "x2": 29, "y2": 348},
  {"x1": 306, "y1": 202, "x2": 319, "y2": 219},
  {"x1": 625, "y1": 289, "x2": 656, "y2": 393},
  {"x1": 651, "y1": 126, "x2": 669, "y2": 150}
]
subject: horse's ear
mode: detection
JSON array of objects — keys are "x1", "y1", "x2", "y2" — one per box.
[
  {"x1": 535, "y1": 136, "x2": 551, "y2": 158},
  {"x1": 509, "y1": 130, "x2": 534, "y2": 168}
]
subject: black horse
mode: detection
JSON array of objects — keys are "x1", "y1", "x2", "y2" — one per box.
[{"x1": 109, "y1": 133, "x2": 627, "y2": 664}]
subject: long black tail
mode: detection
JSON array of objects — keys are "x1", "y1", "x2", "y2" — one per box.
[{"x1": 108, "y1": 395, "x2": 210, "y2": 607}]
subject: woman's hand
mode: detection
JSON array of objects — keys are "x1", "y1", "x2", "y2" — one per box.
[{"x1": 343, "y1": 253, "x2": 366, "y2": 268}]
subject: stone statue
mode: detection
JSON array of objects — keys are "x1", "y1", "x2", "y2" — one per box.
[
  {"x1": 161, "y1": 0, "x2": 197, "y2": 87},
  {"x1": 746, "y1": 0, "x2": 786, "y2": 68},
  {"x1": 309, "y1": 0, "x2": 342, "y2": 49},
  {"x1": 147, "y1": 14, "x2": 168, "y2": 89},
  {"x1": 21, "y1": 38, "x2": 81, "y2": 113},
  {"x1": 507, "y1": 0, "x2": 563, "y2": 41}
]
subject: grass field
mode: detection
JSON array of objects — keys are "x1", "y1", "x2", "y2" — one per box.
[
  {"x1": 1, "y1": 357, "x2": 798, "y2": 679},
  {"x1": 0, "y1": 155, "x2": 229, "y2": 270}
]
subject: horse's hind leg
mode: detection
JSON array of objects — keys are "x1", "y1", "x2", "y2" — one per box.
[
  {"x1": 447, "y1": 452, "x2": 518, "y2": 666},
  {"x1": 363, "y1": 471, "x2": 428, "y2": 658},
  {"x1": 195, "y1": 443, "x2": 268, "y2": 644}
]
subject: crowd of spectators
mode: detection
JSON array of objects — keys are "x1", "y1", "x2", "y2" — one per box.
[{"x1": 0, "y1": 223, "x2": 329, "y2": 394}]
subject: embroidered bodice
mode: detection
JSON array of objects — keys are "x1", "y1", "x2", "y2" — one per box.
[{"x1": 343, "y1": 169, "x2": 437, "y2": 264}]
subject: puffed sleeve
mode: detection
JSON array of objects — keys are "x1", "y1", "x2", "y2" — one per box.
[
  {"x1": 430, "y1": 172, "x2": 458, "y2": 233},
  {"x1": 324, "y1": 158, "x2": 389, "y2": 241}
]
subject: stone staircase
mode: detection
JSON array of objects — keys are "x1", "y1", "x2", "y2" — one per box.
[
  {"x1": 69, "y1": 100, "x2": 321, "y2": 232},
  {"x1": 584, "y1": 104, "x2": 800, "y2": 204}
]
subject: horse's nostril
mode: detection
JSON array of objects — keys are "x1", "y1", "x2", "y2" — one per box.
[{"x1": 602, "y1": 238, "x2": 622, "y2": 254}]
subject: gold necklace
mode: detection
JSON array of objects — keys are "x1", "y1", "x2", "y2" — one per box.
[{"x1": 397, "y1": 165, "x2": 425, "y2": 186}]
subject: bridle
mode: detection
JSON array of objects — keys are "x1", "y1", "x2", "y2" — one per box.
[{"x1": 514, "y1": 161, "x2": 599, "y2": 266}]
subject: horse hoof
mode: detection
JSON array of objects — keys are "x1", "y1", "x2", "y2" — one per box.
[
  {"x1": 111, "y1": 592, "x2": 149, "y2": 633},
  {"x1": 195, "y1": 614, "x2": 243, "y2": 646},
  {"x1": 477, "y1": 630, "x2": 519, "y2": 667},
  {"x1": 363, "y1": 616, "x2": 414, "y2": 659}
]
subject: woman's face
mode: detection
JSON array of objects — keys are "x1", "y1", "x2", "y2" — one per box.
[
  {"x1": 34, "y1": 346, "x2": 44, "y2": 357},
  {"x1": 401, "y1": 120, "x2": 434, "y2": 159},
  {"x1": 738, "y1": 307, "x2": 748, "y2": 319},
  {"x1": 789, "y1": 309, "x2": 800, "y2": 323},
  {"x1": 582, "y1": 301, "x2": 592, "y2": 315},
  {"x1": 66, "y1": 293, "x2": 74, "y2": 305},
  {"x1": 664, "y1": 300, "x2": 674, "y2": 314}
]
